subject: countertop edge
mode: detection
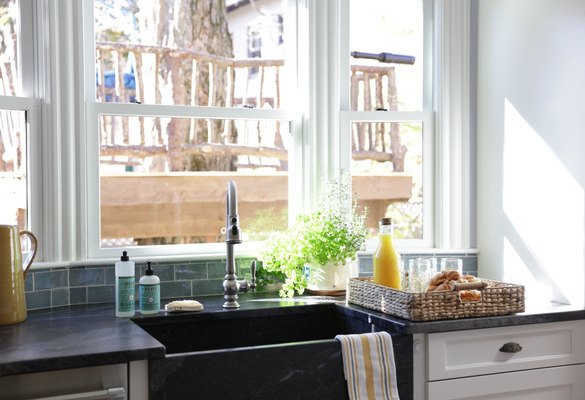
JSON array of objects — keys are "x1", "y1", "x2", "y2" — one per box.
[{"x1": 1, "y1": 294, "x2": 584, "y2": 377}]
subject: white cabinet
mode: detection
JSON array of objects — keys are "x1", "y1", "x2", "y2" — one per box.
[{"x1": 414, "y1": 320, "x2": 585, "y2": 400}]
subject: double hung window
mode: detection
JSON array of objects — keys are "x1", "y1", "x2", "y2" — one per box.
[
  {"x1": 0, "y1": 0, "x2": 39, "y2": 254},
  {"x1": 344, "y1": 0, "x2": 434, "y2": 248},
  {"x1": 86, "y1": 0, "x2": 295, "y2": 258},
  {"x1": 0, "y1": 0, "x2": 473, "y2": 263}
]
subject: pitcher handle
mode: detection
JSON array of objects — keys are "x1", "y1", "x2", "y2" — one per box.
[{"x1": 19, "y1": 230, "x2": 38, "y2": 278}]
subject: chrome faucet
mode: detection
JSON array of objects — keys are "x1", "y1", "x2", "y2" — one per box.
[{"x1": 223, "y1": 180, "x2": 256, "y2": 308}]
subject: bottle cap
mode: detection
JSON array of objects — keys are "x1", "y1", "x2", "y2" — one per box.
[
  {"x1": 121, "y1": 251, "x2": 129, "y2": 261},
  {"x1": 380, "y1": 217, "x2": 392, "y2": 225},
  {"x1": 145, "y1": 260, "x2": 154, "y2": 276}
]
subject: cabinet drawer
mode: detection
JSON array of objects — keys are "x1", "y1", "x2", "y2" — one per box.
[
  {"x1": 0, "y1": 364, "x2": 127, "y2": 400},
  {"x1": 427, "y1": 364, "x2": 585, "y2": 400},
  {"x1": 427, "y1": 320, "x2": 585, "y2": 380}
]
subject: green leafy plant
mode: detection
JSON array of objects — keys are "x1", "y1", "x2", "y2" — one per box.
[{"x1": 259, "y1": 173, "x2": 368, "y2": 297}]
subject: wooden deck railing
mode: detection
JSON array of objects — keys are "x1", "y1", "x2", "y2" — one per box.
[{"x1": 95, "y1": 42, "x2": 405, "y2": 172}]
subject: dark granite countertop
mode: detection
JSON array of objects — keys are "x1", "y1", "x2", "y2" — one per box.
[
  {"x1": 341, "y1": 299, "x2": 585, "y2": 334},
  {"x1": 1, "y1": 291, "x2": 584, "y2": 377}
]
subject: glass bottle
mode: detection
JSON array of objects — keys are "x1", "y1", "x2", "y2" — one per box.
[{"x1": 373, "y1": 217, "x2": 402, "y2": 289}]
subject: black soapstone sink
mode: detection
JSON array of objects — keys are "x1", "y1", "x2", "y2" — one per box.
[
  {"x1": 132, "y1": 301, "x2": 413, "y2": 400},
  {"x1": 132, "y1": 302, "x2": 365, "y2": 353}
]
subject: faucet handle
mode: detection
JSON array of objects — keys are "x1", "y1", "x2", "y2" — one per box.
[{"x1": 250, "y1": 260, "x2": 257, "y2": 292}]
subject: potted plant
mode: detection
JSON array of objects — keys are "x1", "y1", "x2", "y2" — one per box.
[{"x1": 259, "y1": 173, "x2": 368, "y2": 297}]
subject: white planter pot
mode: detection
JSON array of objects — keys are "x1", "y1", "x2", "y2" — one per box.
[{"x1": 304, "y1": 260, "x2": 359, "y2": 292}]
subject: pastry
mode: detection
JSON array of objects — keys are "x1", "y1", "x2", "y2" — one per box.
[
  {"x1": 426, "y1": 271, "x2": 482, "y2": 301},
  {"x1": 460, "y1": 290, "x2": 482, "y2": 302}
]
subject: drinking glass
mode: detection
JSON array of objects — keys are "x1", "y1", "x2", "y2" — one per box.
[
  {"x1": 409, "y1": 258, "x2": 432, "y2": 292},
  {"x1": 440, "y1": 257, "x2": 463, "y2": 274},
  {"x1": 401, "y1": 259, "x2": 413, "y2": 291}
]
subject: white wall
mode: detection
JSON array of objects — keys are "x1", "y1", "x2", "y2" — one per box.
[{"x1": 476, "y1": 0, "x2": 585, "y2": 305}]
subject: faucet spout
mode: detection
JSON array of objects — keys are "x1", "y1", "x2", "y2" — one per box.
[
  {"x1": 226, "y1": 180, "x2": 242, "y2": 244},
  {"x1": 223, "y1": 180, "x2": 256, "y2": 309}
]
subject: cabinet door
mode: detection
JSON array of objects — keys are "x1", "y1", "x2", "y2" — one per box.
[{"x1": 427, "y1": 364, "x2": 585, "y2": 400}]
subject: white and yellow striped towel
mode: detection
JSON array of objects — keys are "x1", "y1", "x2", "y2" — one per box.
[{"x1": 335, "y1": 331, "x2": 400, "y2": 400}]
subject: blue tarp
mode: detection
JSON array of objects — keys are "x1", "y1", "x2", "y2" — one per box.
[{"x1": 97, "y1": 71, "x2": 136, "y2": 90}]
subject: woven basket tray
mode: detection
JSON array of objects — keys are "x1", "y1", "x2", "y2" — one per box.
[{"x1": 347, "y1": 276, "x2": 525, "y2": 322}]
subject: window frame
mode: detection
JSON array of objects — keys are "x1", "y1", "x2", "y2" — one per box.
[
  {"x1": 81, "y1": 0, "x2": 300, "y2": 260},
  {"x1": 0, "y1": 1, "x2": 43, "y2": 259},
  {"x1": 21, "y1": 0, "x2": 473, "y2": 266},
  {"x1": 338, "y1": 0, "x2": 435, "y2": 249}
]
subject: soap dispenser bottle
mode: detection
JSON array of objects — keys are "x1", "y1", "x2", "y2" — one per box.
[
  {"x1": 139, "y1": 260, "x2": 160, "y2": 315},
  {"x1": 115, "y1": 251, "x2": 135, "y2": 317}
]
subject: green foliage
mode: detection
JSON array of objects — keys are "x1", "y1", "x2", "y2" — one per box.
[
  {"x1": 253, "y1": 261, "x2": 286, "y2": 292},
  {"x1": 259, "y1": 172, "x2": 368, "y2": 297},
  {"x1": 242, "y1": 206, "x2": 288, "y2": 242}
]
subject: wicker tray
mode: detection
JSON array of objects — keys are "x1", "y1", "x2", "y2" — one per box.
[{"x1": 347, "y1": 276, "x2": 525, "y2": 322}]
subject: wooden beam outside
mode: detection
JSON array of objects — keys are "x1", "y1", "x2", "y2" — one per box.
[{"x1": 100, "y1": 172, "x2": 412, "y2": 239}]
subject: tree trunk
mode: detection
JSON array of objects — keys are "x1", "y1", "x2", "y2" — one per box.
[{"x1": 138, "y1": 0, "x2": 236, "y2": 172}]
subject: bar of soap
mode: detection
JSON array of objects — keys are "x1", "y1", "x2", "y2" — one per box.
[{"x1": 165, "y1": 300, "x2": 204, "y2": 312}]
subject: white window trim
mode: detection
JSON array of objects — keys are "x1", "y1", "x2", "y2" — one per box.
[{"x1": 433, "y1": 0, "x2": 473, "y2": 250}]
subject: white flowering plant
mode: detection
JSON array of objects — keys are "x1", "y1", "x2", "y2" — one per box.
[{"x1": 259, "y1": 173, "x2": 368, "y2": 297}]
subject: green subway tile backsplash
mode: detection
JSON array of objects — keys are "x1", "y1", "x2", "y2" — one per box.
[
  {"x1": 23, "y1": 253, "x2": 478, "y2": 310},
  {"x1": 70, "y1": 287, "x2": 88, "y2": 305},
  {"x1": 34, "y1": 269, "x2": 68, "y2": 291},
  {"x1": 69, "y1": 268, "x2": 105, "y2": 286},
  {"x1": 175, "y1": 263, "x2": 207, "y2": 280}
]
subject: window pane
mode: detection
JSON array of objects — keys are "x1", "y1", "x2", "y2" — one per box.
[
  {"x1": 99, "y1": 115, "x2": 290, "y2": 247},
  {"x1": 0, "y1": 109, "x2": 27, "y2": 229},
  {"x1": 351, "y1": 121, "x2": 423, "y2": 240},
  {"x1": 350, "y1": 0, "x2": 424, "y2": 111},
  {"x1": 94, "y1": 0, "x2": 286, "y2": 108},
  {"x1": 0, "y1": 0, "x2": 20, "y2": 96}
]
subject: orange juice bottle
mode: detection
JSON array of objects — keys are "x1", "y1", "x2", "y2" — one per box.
[{"x1": 373, "y1": 217, "x2": 402, "y2": 289}]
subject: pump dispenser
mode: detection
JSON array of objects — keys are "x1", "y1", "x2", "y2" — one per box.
[
  {"x1": 115, "y1": 251, "x2": 135, "y2": 317},
  {"x1": 139, "y1": 260, "x2": 160, "y2": 315}
]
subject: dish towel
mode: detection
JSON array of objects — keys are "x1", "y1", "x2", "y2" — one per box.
[{"x1": 335, "y1": 331, "x2": 401, "y2": 400}]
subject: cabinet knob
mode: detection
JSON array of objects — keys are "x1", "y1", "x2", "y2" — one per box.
[{"x1": 499, "y1": 342, "x2": 522, "y2": 353}]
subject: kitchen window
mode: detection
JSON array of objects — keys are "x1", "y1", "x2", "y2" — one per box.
[
  {"x1": 5, "y1": 0, "x2": 472, "y2": 264},
  {"x1": 345, "y1": 0, "x2": 434, "y2": 248},
  {"x1": 86, "y1": 0, "x2": 296, "y2": 258},
  {"x1": 0, "y1": 0, "x2": 40, "y2": 255},
  {"x1": 86, "y1": 0, "x2": 437, "y2": 259}
]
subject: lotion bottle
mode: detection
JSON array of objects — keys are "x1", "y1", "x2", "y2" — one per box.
[
  {"x1": 139, "y1": 260, "x2": 160, "y2": 315},
  {"x1": 115, "y1": 251, "x2": 135, "y2": 317}
]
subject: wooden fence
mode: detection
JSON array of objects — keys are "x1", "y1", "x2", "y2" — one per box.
[{"x1": 95, "y1": 42, "x2": 405, "y2": 172}]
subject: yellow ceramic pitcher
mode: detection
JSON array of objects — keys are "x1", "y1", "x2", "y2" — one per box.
[{"x1": 0, "y1": 225, "x2": 37, "y2": 325}]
